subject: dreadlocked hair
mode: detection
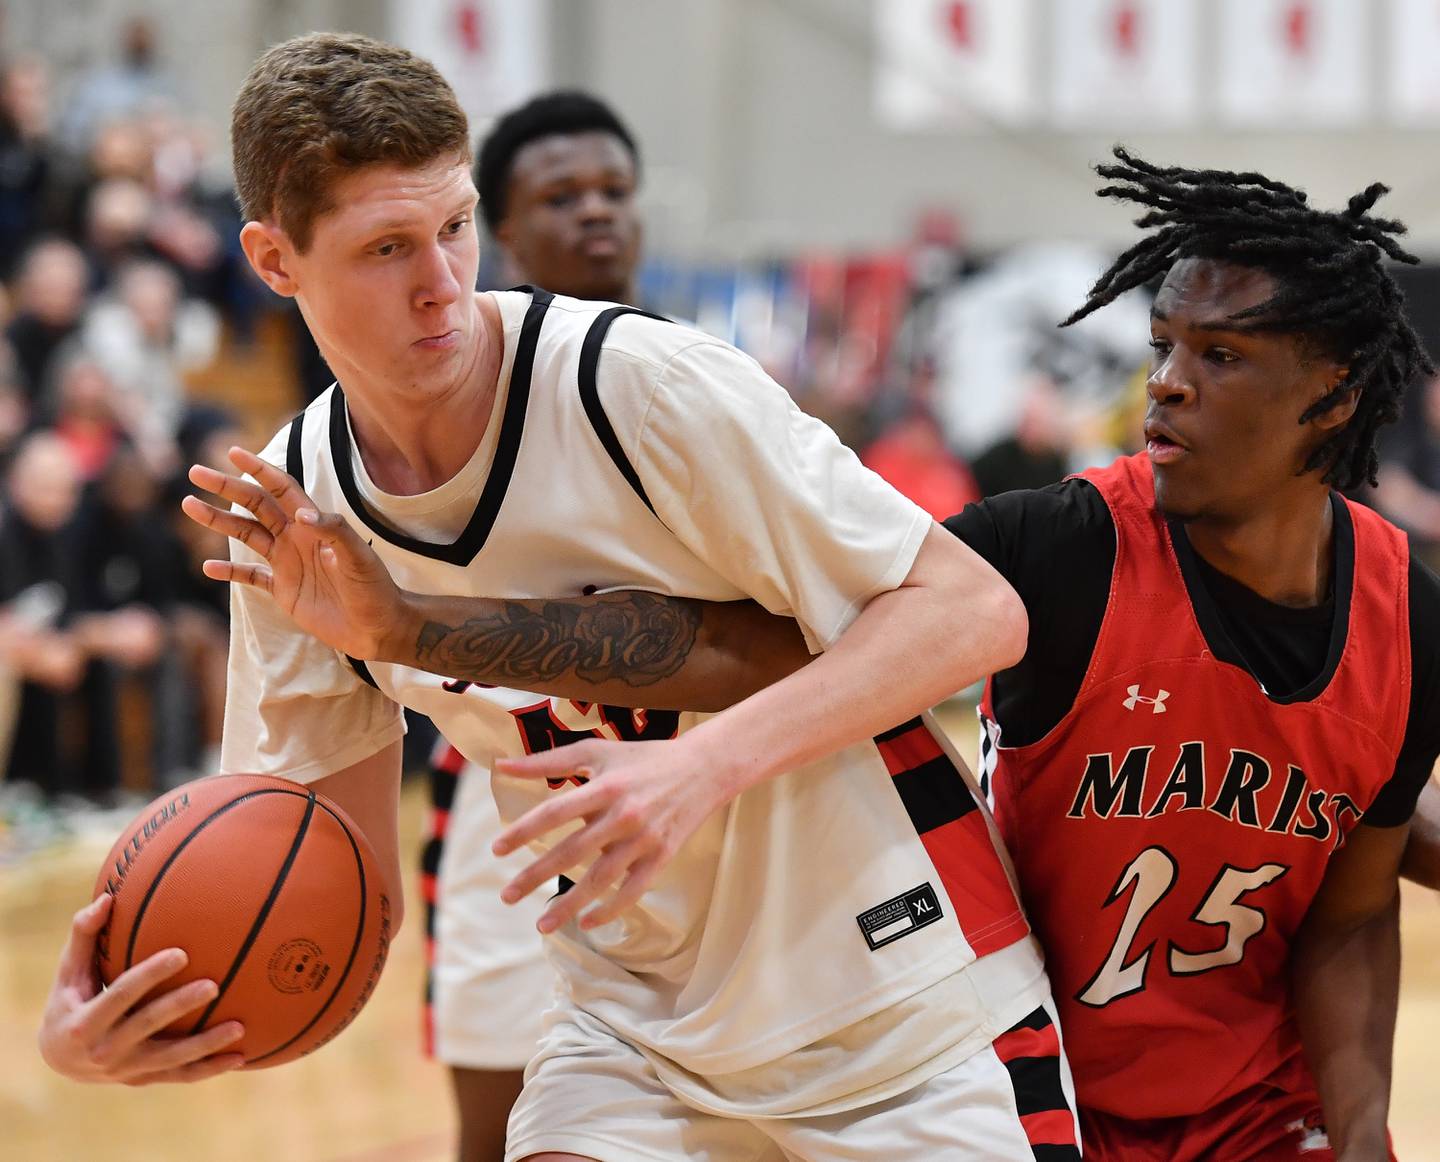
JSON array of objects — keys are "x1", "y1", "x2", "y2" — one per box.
[{"x1": 1064, "y1": 147, "x2": 1433, "y2": 490}]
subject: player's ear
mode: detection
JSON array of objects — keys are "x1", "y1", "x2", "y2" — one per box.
[
  {"x1": 239, "y1": 220, "x2": 299, "y2": 298},
  {"x1": 1311, "y1": 367, "x2": 1357, "y2": 432}
]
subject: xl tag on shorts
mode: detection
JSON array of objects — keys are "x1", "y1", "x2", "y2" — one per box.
[{"x1": 856, "y1": 883, "x2": 943, "y2": 950}]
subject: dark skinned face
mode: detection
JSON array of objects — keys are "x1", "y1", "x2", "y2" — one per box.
[
  {"x1": 1144, "y1": 258, "x2": 1355, "y2": 524},
  {"x1": 496, "y1": 131, "x2": 640, "y2": 302}
]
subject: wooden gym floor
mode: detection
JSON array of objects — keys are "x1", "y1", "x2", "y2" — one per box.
[{"x1": 3, "y1": 707, "x2": 1440, "y2": 1161}]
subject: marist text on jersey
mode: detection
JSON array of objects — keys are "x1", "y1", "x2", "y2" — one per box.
[{"x1": 1065, "y1": 740, "x2": 1362, "y2": 850}]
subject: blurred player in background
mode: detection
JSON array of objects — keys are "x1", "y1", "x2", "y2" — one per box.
[{"x1": 422, "y1": 90, "x2": 645, "y2": 1162}]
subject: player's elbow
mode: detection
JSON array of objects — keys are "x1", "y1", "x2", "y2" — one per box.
[{"x1": 974, "y1": 573, "x2": 1028, "y2": 675}]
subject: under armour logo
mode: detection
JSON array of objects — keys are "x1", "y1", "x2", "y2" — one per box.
[{"x1": 1123, "y1": 685, "x2": 1169, "y2": 713}]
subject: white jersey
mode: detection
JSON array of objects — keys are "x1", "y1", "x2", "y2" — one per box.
[{"x1": 222, "y1": 289, "x2": 1048, "y2": 1114}]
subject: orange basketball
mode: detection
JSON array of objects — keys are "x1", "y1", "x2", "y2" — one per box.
[{"x1": 93, "y1": 773, "x2": 392, "y2": 1069}]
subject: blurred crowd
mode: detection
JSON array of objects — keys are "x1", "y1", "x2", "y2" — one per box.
[
  {"x1": 5, "y1": 16, "x2": 1440, "y2": 865},
  {"x1": 0, "y1": 18, "x2": 251, "y2": 854}
]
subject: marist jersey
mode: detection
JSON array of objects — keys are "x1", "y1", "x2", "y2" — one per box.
[
  {"x1": 223, "y1": 289, "x2": 1046, "y2": 1115},
  {"x1": 982, "y1": 453, "x2": 1411, "y2": 1119}
]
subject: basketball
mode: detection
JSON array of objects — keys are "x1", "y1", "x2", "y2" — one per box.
[{"x1": 92, "y1": 773, "x2": 393, "y2": 1070}]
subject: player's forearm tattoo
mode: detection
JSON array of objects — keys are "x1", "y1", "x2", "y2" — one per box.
[{"x1": 413, "y1": 592, "x2": 703, "y2": 688}]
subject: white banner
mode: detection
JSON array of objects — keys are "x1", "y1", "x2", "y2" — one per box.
[
  {"x1": 389, "y1": 0, "x2": 549, "y2": 134},
  {"x1": 1050, "y1": 0, "x2": 1200, "y2": 129},
  {"x1": 1385, "y1": 0, "x2": 1440, "y2": 124},
  {"x1": 1216, "y1": 0, "x2": 1370, "y2": 126},
  {"x1": 874, "y1": 0, "x2": 1036, "y2": 129}
]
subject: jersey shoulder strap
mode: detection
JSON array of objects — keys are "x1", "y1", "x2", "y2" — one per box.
[
  {"x1": 282, "y1": 399, "x2": 380, "y2": 692},
  {"x1": 578, "y1": 305, "x2": 672, "y2": 515}
]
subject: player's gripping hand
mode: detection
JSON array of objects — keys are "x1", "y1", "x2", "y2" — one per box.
[
  {"x1": 38, "y1": 894, "x2": 245, "y2": 1085},
  {"x1": 182, "y1": 447, "x2": 406, "y2": 660},
  {"x1": 491, "y1": 735, "x2": 737, "y2": 934}
]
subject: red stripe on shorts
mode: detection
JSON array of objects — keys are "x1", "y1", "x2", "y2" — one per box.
[
  {"x1": 433, "y1": 743, "x2": 466, "y2": 776},
  {"x1": 428, "y1": 807, "x2": 450, "y2": 842},
  {"x1": 920, "y1": 813, "x2": 1029, "y2": 956},
  {"x1": 992, "y1": 1020, "x2": 1061, "y2": 1065},
  {"x1": 875, "y1": 724, "x2": 945, "y2": 776},
  {"x1": 1021, "y1": 1108, "x2": 1078, "y2": 1148}
]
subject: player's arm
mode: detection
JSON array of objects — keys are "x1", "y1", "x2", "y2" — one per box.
[
  {"x1": 1400, "y1": 776, "x2": 1440, "y2": 890},
  {"x1": 183, "y1": 449, "x2": 811, "y2": 712},
  {"x1": 494, "y1": 527, "x2": 1024, "y2": 933},
  {"x1": 1291, "y1": 821, "x2": 1406, "y2": 1161},
  {"x1": 311, "y1": 740, "x2": 405, "y2": 929}
]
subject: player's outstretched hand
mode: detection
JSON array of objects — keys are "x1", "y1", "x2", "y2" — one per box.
[
  {"x1": 183, "y1": 447, "x2": 405, "y2": 660},
  {"x1": 38, "y1": 894, "x2": 245, "y2": 1085},
  {"x1": 492, "y1": 737, "x2": 734, "y2": 934}
]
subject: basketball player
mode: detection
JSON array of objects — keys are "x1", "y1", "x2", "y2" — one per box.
[
  {"x1": 40, "y1": 34, "x2": 1084, "y2": 1162},
  {"x1": 962, "y1": 152, "x2": 1440, "y2": 1160},
  {"x1": 492, "y1": 150, "x2": 1440, "y2": 1159},
  {"x1": 423, "y1": 91, "x2": 647, "y2": 1162}
]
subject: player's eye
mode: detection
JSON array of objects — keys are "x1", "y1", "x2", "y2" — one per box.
[
  {"x1": 1148, "y1": 339, "x2": 1172, "y2": 358},
  {"x1": 1206, "y1": 348, "x2": 1239, "y2": 365},
  {"x1": 443, "y1": 218, "x2": 470, "y2": 236}
]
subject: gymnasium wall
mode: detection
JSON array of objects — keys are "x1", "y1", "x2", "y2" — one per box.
[{"x1": 10, "y1": 0, "x2": 1440, "y2": 257}]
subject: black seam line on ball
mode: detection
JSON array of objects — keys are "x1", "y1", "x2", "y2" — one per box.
[
  {"x1": 187, "y1": 792, "x2": 317, "y2": 1035},
  {"x1": 247, "y1": 797, "x2": 370, "y2": 1064},
  {"x1": 124, "y1": 788, "x2": 312, "y2": 971}
]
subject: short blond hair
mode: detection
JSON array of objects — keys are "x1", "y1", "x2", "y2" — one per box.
[{"x1": 231, "y1": 33, "x2": 470, "y2": 252}]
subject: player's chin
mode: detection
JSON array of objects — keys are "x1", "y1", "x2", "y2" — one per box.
[{"x1": 1151, "y1": 472, "x2": 1207, "y2": 525}]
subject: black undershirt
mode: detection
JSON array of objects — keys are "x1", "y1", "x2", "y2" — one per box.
[{"x1": 943, "y1": 478, "x2": 1440, "y2": 827}]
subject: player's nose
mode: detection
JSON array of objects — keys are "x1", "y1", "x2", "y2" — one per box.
[{"x1": 414, "y1": 242, "x2": 462, "y2": 310}]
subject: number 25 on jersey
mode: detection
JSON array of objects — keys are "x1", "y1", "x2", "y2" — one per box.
[{"x1": 1078, "y1": 846, "x2": 1288, "y2": 1007}]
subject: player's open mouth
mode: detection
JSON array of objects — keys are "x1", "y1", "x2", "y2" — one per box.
[{"x1": 1144, "y1": 419, "x2": 1189, "y2": 464}]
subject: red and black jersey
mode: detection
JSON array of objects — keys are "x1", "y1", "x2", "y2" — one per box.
[{"x1": 977, "y1": 453, "x2": 1412, "y2": 1119}]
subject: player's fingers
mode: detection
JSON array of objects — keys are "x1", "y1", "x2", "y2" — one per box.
[
  {"x1": 499, "y1": 815, "x2": 625, "y2": 905},
  {"x1": 56, "y1": 895, "x2": 112, "y2": 987},
  {"x1": 536, "y1": 844, "x2": 637, "y2": 935},
  {"x1": 229, "y1": 447, "x2": 315, "y2": 519},
  {"x1": 296, "y1": 506, "x2": 361, "y2": 547},
  {"x1": 201, "y1": 560, "x2": 273, "y2": 592},
  {"x1": 87, "y1": 949, "x2": 189, "y2": 1026},
  {"x1": 189, "y1": 463, "x2": 288, "y2": 536},
  {"x1": 180, "y1": 496, "x2": 275, "y2": 557},
  {"x1": 98, "y1": 978, "x2": 221, "y2": 1057},
  {"x1": 579, "y1": 853, "x2": 663, "y2": 930},
  {"x1": 492, "y1": 778, "x2": 609, "y2": 856},
  {"x1": 125, "y1": 1051, "x2": 247, "y2": 1086},
  {"x1": 494, "y1": 744, "x2": 601, "y2": 783},
  {"x1": 133, "y1": 1020, "x2": 244, "y2": 1076}
]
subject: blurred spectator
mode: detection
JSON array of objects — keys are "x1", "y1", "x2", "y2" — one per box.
[
  {"x1": 5, "y1": 236, "x2": 87, "y2": 402},
  {"x1": 0, "y1": 430, "x2": 164, "y2": 803},
  {"x1": 0, "y1": 56, "x2": 76, "y2": 279},
  {"x1": 0, "y1": 338, "x2": 28, "y2": 464},
  {"x1": 1373, "y1": 372, "x2": 1440, "y2": 570},
  {"x1": 44, "y1": 351, "x2": 125, "y2": 481},
  {"x1": 969, "y1": 375, "x2": 1073, "y2": 497},
  {"x1": 861, "y1": 408, "x2": 979, "y2": 519},
  {"x1": 80, "y1": 257, "x2": 220, "y2": 472},
  {"x1": 82, "y1": 175, "x2": 153, "y2": 288},
  {"x1": 57, "y1": 17, "x2": 177, "y2": 154}
]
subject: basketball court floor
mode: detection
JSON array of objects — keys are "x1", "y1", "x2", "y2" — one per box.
[{"x1": 4, "y1": 706, "x2": 1439, "y2": 1161}]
